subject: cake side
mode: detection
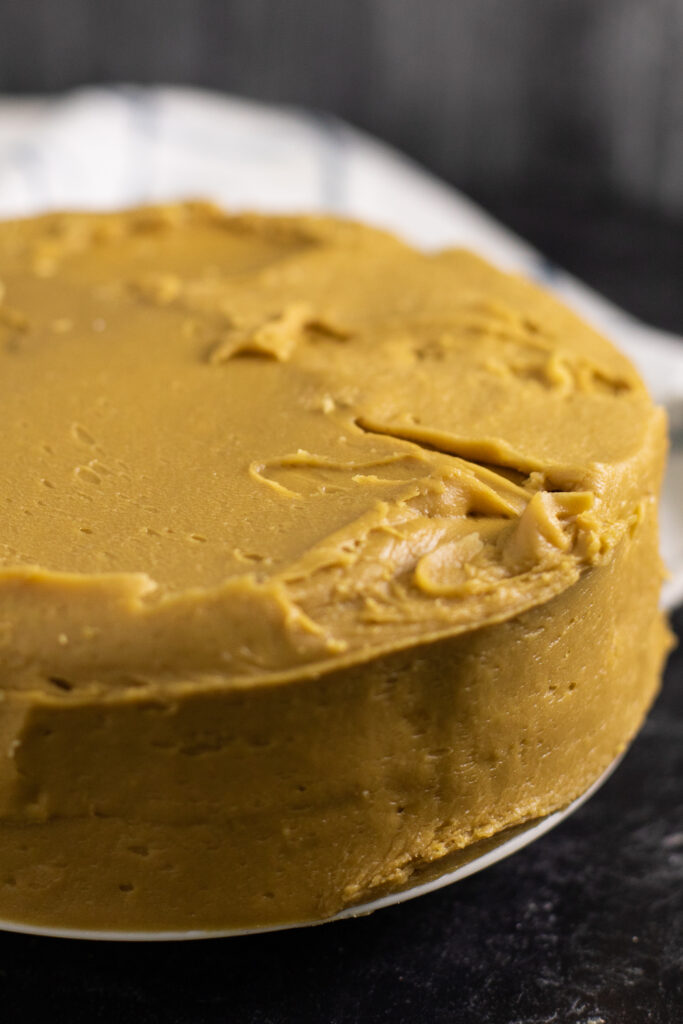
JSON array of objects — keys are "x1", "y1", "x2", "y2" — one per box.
[{"x1": 0, "y1": 490, "x2": 668, "y2": 931}]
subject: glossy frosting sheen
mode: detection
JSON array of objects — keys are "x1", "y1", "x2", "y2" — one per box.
[{"x1": 0, "y1": 204, "x2": 671, "y2": 932}]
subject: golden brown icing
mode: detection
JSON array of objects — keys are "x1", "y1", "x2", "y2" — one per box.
[{"x1": 0, "y1": 204, "x2": 671, "y2": 932}]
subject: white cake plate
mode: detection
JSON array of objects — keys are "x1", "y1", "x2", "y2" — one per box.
[{"x1": 0, "y1": 753, "x2": 622, "y2": 942}]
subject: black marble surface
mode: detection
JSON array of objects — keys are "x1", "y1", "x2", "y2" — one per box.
[{"x1": 0, "y1": 200, "x2": 682, "y2": 1024}]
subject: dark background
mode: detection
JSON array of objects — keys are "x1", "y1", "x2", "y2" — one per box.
[
  {"x1": 0, "y1": 2, "x2": 682, "y2": 1021},
  {"x1": 1, "y1": 0, "x2": 682, "y2": 330},
  {"x1": 2, "y1": 0, "x2": 683, "y2": 214}
]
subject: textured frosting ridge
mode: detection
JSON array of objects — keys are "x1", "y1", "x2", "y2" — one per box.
[{"x1": 0, "y1": 203, "x2": 666, "y2": 695}]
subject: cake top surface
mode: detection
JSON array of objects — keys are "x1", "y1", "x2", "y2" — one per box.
[{"x1": 0, "y1": 203, "x2": 665, "y2": 694}]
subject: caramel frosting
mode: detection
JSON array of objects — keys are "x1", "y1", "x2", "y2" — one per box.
[{"x1": 0, "y1": 204, "x2": 671, "y2": 933}]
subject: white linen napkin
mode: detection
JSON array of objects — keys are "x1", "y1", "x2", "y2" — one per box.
[{"x1": 1, "y1": 85, "x2": 681, "y2": 606}]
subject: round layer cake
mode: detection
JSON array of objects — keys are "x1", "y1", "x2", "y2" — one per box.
[{"x1": 0, "y1": 203, "x2": 671, "y2": 933}]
